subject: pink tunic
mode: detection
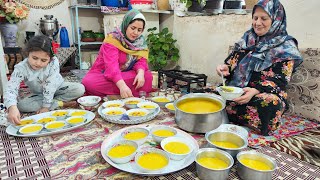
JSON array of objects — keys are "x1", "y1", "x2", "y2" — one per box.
[{"x1": 82, "y1": 43, "x2": 153, "y2": 97}]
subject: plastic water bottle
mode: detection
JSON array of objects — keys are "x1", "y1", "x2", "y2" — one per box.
[{"x1": 60, "y1": 27, "x2": 70, "y2": 48}]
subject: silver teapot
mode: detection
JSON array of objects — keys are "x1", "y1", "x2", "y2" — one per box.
[{"x1": 39, "y1": 15, "x2": 59, "y2": 40}]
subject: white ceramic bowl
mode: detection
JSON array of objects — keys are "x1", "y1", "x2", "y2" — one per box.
[
  {"x1": 150, "y1": 125, "x2": 177, "y2": 143},
  {"x1": 137, "y1": 101, "x2": 158, "y2": 113},
  {"x1": 151, "y1": 96, "x2": 174, "y2": 107},
  {"x1": 216, "y1": 86, "x2": 244, "y2": 101},
  {"x1": 37, "y1": 116, "x2": 57, "y2": 124},
  {"x1": 79, "y1": 103, "x2": 99, "y2": 112},
  {"x1": 66, "y1": 116, "x2": 86, "y2": 126},
  {"x1": 135, "y1": 148, "x2": 170, "y2": 173},
  {"x1": 12, "y1": 118, "x2": 35, "y2": 129},
  {"x1": 123, "y1": 97, "x2": 144, "y2": 109},
  {"x1": 51, "y1": 110, "x2": 68, "y2": 120},
  {"x1": 102, "y1": 100, "x2": 125, "y2": 108},
  {"x1": 106, "y1": 140, "x2": 138, "y2": 164},
  {"x1": 161, "y1": 136, "x2": 194, "y2": 160},
  {"x1": 165, "y1": 103, "x2": 175, "y2": 114},
  {"x1": 19, "y1": 124, "x2": 43, "y2": 135},
  {"x1": 45, "y1": 121, "x2": 66, "y2": 132},
  {"x1": 121, "y1": 127, "x2": 150, "y2": 145},
  {"x1": 126, "y1": 108, "x2": 149, "y2": 121},
  {"x1": 68, "y1": 110, "x2": 88, "y2": 117},
  {"x1": 102, "y1": 107, "x2": 126, "y2": 120},
  {"x1": 77, "y1": 95, "x2": 101, "y2": 107}
]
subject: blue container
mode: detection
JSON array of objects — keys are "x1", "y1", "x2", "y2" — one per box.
[
  {"x1": 101, "y1": 0, "x2": 128, "y2": 7},
  {"x1": 119, "y1": 0, "x2": 128, "y2": 7},
  {"x1": 60, "y1": 27, "x2": 70, "y2": 48}
]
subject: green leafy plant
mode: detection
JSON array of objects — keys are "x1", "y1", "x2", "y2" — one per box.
[
  {"x1": 180, "y1": 0, "x2": 206, "y2": 8},
  {"x1": 147, "y1": 27, "x2": 180, "y2": 71}
]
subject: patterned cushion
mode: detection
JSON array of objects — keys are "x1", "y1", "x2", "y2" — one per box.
[{"x1": 286, "y1": 48, "x2": 320, "y2": 122}]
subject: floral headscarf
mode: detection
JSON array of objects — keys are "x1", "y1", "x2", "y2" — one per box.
[
  {"x1": 228, "y1": 0, "x2": 303, "y2": 87},
  {"x1": 104, "y1": 9, "x2": 148, "y2": 71}
]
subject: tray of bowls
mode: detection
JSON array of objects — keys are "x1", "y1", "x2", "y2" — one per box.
[
  {"x1": 6, "y1": 109, "x2": 95, "y2": 137},
  {"x1": 101, "y1": 124, "x2": 199, "y2": 176},
  {"x1": 98, "y1": 97, "x2": 173, "y2": 125}
]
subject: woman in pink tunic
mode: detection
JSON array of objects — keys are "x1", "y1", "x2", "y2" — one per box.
[{"x1": 82, "y1": 9, "x2": 152, "y2": 98}]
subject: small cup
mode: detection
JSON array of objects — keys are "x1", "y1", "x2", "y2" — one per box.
[
  {"x1": 19, "y1": 124, "x2": 43, "y2": 135},
  {"x1": 66, "y1": 116, "x2": 86, "y2": 126},
  {"x1": 150, "y1": 125, "x2": 177, "y2": 143},
  {"x1": 135, "y1": 148, "x2": 170, "y2": 173},
  {"x1": 102, "y1": 107, "x2": 126, "y2": 120},
  {"x1": 121, "y1": 127, "x2": 149, "y2": 145},
  {"x1": 106, "y1": 140, "x2": 138, "y2": 164},
  {"x1": 126, "y1": 108, "x2": 149, "y2": 120},
  {"x1": 161, "y1": 136, "x2": 194, "y2": 160},
  {"x1": 45, "y1": 121, "x2": 66, "y2": 132},
  {"x1": 137, "y1": 101, "x2": 159, "y2": 113}
]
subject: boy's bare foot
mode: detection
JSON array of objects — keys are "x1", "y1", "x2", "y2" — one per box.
[{"x1": 63, "y1": 101, "x2": 79, "y2": 108}]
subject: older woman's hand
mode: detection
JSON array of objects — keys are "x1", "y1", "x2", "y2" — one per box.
[
  {"x1": 233, "y1": 87, "x2": 260, "y2": 105},
  {"x1": 216, "y1": 64, "x2": 230, "y2": 77}
]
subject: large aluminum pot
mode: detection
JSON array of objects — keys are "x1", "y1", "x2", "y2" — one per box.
[{"x1": 174, "y1": 93, "x2": 228, "y2": 133}]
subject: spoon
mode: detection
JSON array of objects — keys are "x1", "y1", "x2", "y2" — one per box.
[{"x1": 220, "y1": 73, "x2": 234, "y2": 92}]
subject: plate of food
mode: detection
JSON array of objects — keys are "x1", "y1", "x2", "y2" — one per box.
[
  {"x1": 98, "y1": 100, "x2": 160, "y2": 125},
  {"x1": 6, "y1": 109, "x2": 95, "y2": 137},
  {"x1": 100, "y1": 124, "x2": 199, "y2": 176}
]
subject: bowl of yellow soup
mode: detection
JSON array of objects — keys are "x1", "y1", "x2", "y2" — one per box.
[
  {"x1": 174, "y1": 93, "x2": 228, "y2": 133},
  {"x1": 135, "y1": 148, "x2": 170, "y2": 173},
  {"x1": 151, "y1": 96, "x2": 173, "y2": 107},
  {"x1": 161, "y1": 136, "x2": 193, "y2": 160},
  {"x1": 195, "y1": 148, "x2": 234, "y2": 180},
  {"x1": 102, "y1": 100, "x2": 125, "y2": 108},
  {"x1": 107, "y1": 140, "x2": 138, "y2": 164},
  {"x1": 102, "y1": 107, "x2": 126, "y2": 120},
  {"x1": 37, "y1": 116, "x2": 57, "y2": 124},
  {"x1": 236, "y1": 151, "x2": 277, "y2": 180},
  {"x1": 137, "y1": 101, "x2": 159, "y2": 113},
  {"x1": 121, "y1": 127, "x2": 149, "y2": 145},
  {"x1": 68, "y1": 110, "x2": 87, "y2": 117},
  {"x1": 66, "y1": 116, "x2": 86, "y2": 126},
  {"x1": 216, "y1": 86, "x2": 244, "y2": 101},
  {"x1": 12, "y1": 118, "x2": 35, "y2": 129},
  {"x1": 51, "y1": 110, "x2": 68, "y2": 120},
  {"x1": 150, "y1": 125, "x2": 177, "y2": 143},
  {"x1": 126, "y1": 108, "x2": 149, "y2": 121},
  {"x1": 19, "y1": 124, "x2": 44, "y2": 135},
  {"x1": 45, "y1": 121, "x2": 66, "y2": 132},
  {"x1": 123, "y1": 97, "x2": 144, "y2": 109},
  {"x1": 165, "y1": 103, "x2": 175, "y2": 114},
  {"x1": 205, "y1": 131, "x2": 248, "y2": 157}
]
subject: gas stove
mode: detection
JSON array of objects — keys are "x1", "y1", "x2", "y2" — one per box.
[{"x1": 158, "y1": 70, "x2": 208, "y2": 93}]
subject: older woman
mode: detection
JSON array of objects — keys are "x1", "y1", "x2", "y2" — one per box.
[
  {"x1": 82, "y1": 9, "x2": 152, "y2": 98},
  {"x1": 216, "y1": 0, "x2": 303, "y2": 135}
]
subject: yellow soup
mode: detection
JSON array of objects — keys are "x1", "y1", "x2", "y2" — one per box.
[
  {"x1": 18, "y1": 119, "x2": 34, "y2": 126},
  {"x1": 141, "y1": 105, "x2": 156, "y2": 109},
  {"x1": 124, "y1": 132, "x2": 148, "y2": 140},
  {"x1": 138, "y1": 153, "x2": 168, "y2": 170},
  {"x1": 108, "y1": 144, "x2": 136, "y2": 158},
  {"x1": 126, "y1": 100, "x2": 139, "y2": 105},
  {"x1": 166, "y1": 103, "x2": 175, "y2": 110},
  {"x1": 46, "y1": 122, "x2": 65, "y2": 129},
  {"x1": 164, "y1": 142, "x2": 190, "y2": 154},
  {"x1": 107, "y1": 104, "x2": 121, "y2": 107},
  {"x1": 153, "y1": 129, "x2": 175, "y2": 137},
  {"x1": 20, "y1": 125, "x2": 42, "y2": 134},
  {"x1": 154, "y1": 98, "x2": 170, "y2": 103},
  {"x1": 212, "y1": 141, "x2": 240, "y2": 149},
  {"x1": 68, "y1": 117, "x2": 84, "y2": 124},
  {"x1": 198, "y1": 157, "x2": 228, "y2": 170},
  {"x1": 106, "y1": 110, "x2": 123, "y2": 116},
  {"x1": 52, "y1": 111, "x2": 67, "y2": 117},
  {"x1": 38, "y1": 117, "x2": 55, "y2": 124},
  {"x1": 177, "y1": 98, "x2": 222, "y2": 114},
  {"x1": 71, "y1": 111, "x2": 86, "y2": 116},
  {"x1": 240, "y1": 158, "x2": 272, "y2": 171},
  {"x1": 129, "y1": 111, "x2": 146, "y2": 117}
]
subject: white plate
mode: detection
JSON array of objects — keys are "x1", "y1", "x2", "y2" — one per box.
[
  {"x1": 6, "y1": 109, "x2": 95, "y2": 137},
  {"x1": 101, "y1": 124, "x2": 199, "y2": 176},
  {"x1": 98, "y1": 102, "x2": 160, "y2": 125}
]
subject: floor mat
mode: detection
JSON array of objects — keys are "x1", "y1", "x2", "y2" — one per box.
[
  {"x1": 270, "y1": 127, "x2": 320, "y2": 167},
  {"x1": 248, "y1": 115, "x2": 319, "y2": 148},
  {"x1": 0, "y1": 126, "x2": 51, "y2": 179}
]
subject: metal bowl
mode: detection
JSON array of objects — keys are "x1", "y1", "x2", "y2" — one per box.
[
  {"x1": 205, "y1": 131, "x2": 248, "y2": 157},
  {"x1": 236, "y1": 151, "x2": 277, "y2": 180},
  {"x1": 174, "y1": 93, "x2": 228, "y2": 133},
  {"x1": 195, "y1": 148, "x2": 234, "y2": 180}
]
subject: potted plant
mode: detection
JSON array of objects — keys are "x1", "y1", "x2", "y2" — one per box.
[
  {"x1": 146, "y1": 27, "x2": 180, "y2": 71},
  {"x1": 180, "y1": 0, "x2": 206, "y2": 12}
]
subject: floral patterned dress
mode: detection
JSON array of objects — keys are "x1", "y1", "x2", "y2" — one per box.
[{"x1": 224, "y1": 50, "x2": 294, "y2": 136}]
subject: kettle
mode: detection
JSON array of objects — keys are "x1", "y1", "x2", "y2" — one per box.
[{"x1": 81, "y1": 61, "x2": 91, "y2": 70}]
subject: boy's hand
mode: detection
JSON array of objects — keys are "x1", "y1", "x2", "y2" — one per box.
[{"x1": 7, "y1": 105, "x2": 21, "y2": 125}]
